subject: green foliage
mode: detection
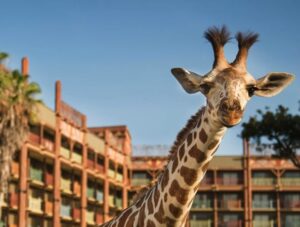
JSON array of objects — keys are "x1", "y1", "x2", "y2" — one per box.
[
  {"x1": 0, "y1": 55, "x2": 41, "y2": 193},
  {"x1": 241, "y1": 105, "x2": 300, "y2": 167}
]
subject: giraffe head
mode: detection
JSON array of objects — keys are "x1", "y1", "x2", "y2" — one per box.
[{"x1": 172, "y1": 26, "x2": 294, "y2": 127}]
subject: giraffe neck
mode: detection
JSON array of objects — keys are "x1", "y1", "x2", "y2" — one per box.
[
  {"x1": 100, "y1": 107, "x2": 227, "y2": 227},
  {"x1": 156, "y1": 106, "x2": 227, "y2": 226}
]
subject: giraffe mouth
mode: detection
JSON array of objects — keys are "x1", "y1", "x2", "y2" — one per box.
[{"x1": 219, "y1": 110, "x2": 243, "y2": 127}]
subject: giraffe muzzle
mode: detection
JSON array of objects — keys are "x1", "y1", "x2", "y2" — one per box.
[{"x1": 218, "y1": 98, "x2": 244, "y2": 127}]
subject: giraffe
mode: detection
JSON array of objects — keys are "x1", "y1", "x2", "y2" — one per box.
[{"x1": 99, "y1": 26, "x2": 294, "y2": 227}]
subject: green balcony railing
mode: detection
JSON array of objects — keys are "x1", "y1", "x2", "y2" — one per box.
[
  {"x1": 87, "y1": 187, "x2": 95, "y2": 199},
  {"x1": 30, "y1": 167, "x2": 43, "y2": 182},
  {"x1": 60, "y1": 147, "x2": 71, "y2": 159},
  {"x1": 253, "y1": 200, "x2": 275, "y2": 209},
  {"x1": 281, "y1": 178, "x2": 300, "y2": 186},
  {"x1": 96, "y1": 190, "x2": 103, "y2": 203},
  {"x1": 109, "y1": 195, "x2": 114, "y2": 207},
  {"x1": 116, "y1": 198, "x2": 122, "y2": 209},
  {"x1": 253, "y1": 220, "x2": 275, "y2": 227},
  {"x1": 190, "y1": 220, "x2": 212, "y2": 227},
  {"x1": 252, "y1": 178, "x2": 275, "y2": 186},
  {"x1": 28, "y1": 197, "x2": 43, "y2": 212},
  {"x1": 61, "y1": 178, "x2": 72, "y2": 192},
  {"x1": 116, "y1": 173, "x2": 123, "y2": 182},
  {"x1": 131, "y1": 178, "x2": 150, "y2": 186},
  {"x1": 108, "y1": 169, "x2": 115, "y2": 179},
  {"x1": 192, "y1": 200, "x2": 212, "y2": 209},
  {"x1": 86, "y1": 208, "x2": 95, "y2": 224},
  {"x1": 72, "y1": 152, "x2": 82, "y2": 164}
]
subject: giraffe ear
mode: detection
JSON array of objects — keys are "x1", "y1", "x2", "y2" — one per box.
[
  {"x1": 254, "y1": 72, "x2": 295, "y2": 97},
  {"x1": 171, "y1": 68, "x2": 205, "y2": 94}
]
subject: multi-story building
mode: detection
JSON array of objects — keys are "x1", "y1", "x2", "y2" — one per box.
[
  {"x1": 0, "y1": 58, "x2": 132, "y2": 227},
  {"x1": 130, "y1": 142, "x2": 300, "y2": 227},
  {"x1": 0, "y1": 58, "x2": 299, "y2": 227}
]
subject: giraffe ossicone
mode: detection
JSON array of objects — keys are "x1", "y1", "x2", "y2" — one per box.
[{"x1": 100, "y1": 26, "x2": 294, "y2": 227}]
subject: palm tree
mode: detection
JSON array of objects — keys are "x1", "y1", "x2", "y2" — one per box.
[{"x1": 0, "y1": 53, "x2": 41, "y2": 195}]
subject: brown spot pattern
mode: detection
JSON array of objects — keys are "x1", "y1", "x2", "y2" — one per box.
[
  {"x1": 189, "y1": 145, "x2": 207, "y2": 163},
  {"x1": 164, "y1": 193, "x2": 168, "y2": 202},
  {"x1": 178, "y1": 144, "x2": 185, "y2": 161},
  {"x1": 204, "y1": 118, "x2": 209, "y2": 124},
  {"x1": 161, "y1": 169, "x2": 169, "y2": 190},
  {"x1": 172, "y1": 156, "x2": 178, "y2": 173},
  {"x1": 169, "y1": 180, "x2": 189, "y2": 205},
  {"x1": 138, "y1": 204, "x2": 146, "y2": 226},
  {"x1": 199, "y1": 129, "x2": 208, "y2": 143},
  {"x1": 154, "y1": 200, "x2": 165, "y2": 223},
  {"x1": 187, "y1": 133, "x2": 193, "y2": 146},
  {"x1": 117, "y1": 208, "x2": 132, "y2": 227},
  {"x1": 169, "y1": 203, "x2": 183, "y2": 218},
  {"x1": 147, "y1": 220, "x2": 156, "y2": 227},
  {"x1": 184, "y1": 156, "x2": 187, "y2": 162},
  {"x1": 126, "y1": 210, "x2": 138, "y2": 226},
  {"x1": 166, "y1": 217, "x2": 176, "y2": 227},
  {"x1": 180, "y1": 166, "x2": 198, "y2": 185},
  {"x1": 153, "y1": 186, "x2": 160, "y2": 205},
  {"x1": 208, "y1": 139, "x2": 219, "y2": 150}
]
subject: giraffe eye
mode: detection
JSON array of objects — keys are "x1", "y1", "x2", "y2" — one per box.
[{"x1": 247, "y1": 85, "x2": 257, "y2": 97}]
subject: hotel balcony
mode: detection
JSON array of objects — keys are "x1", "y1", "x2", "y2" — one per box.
[
  {"x1": 96, "y1": 190, "x2": 104, "y2": 204},
  {"x1": 87, "y1": 187, "x2": 95, "y2": 201},
  {"x1": 61, "y1": 176, "x2": 72, "y2": 194},
  {"x1": 28, "y1": 197, "x2": 43, "y2": 213},
  {"x1": 11, "y1": 161, "x2": 19, "y2": 178},
  {"x1": 42, "y1": 138, "x2": 55, "y2": 152},
  {"x1": 252, "y1": 178, "x2": 275, "y2": 186},
  {"x1": 281, "y1": 200, "x2": 300, "y2": 209},
  {"x1": 192, "y1": 200, "x2": 213, "y2": 210},
  {"x1": 109, "y1": 195, "x2": 115, "y2": 207},
  {"x1": 9, "y1": 193, "x2": 18, "y2": 209},
  {"x1": 86, "y1": 207, "x2": 95, "y2": 225},
  {"x1": 29, "y1": 166, "x2": 43, "y2": 184},
  {"x1": 108, "y1": 169, "x2": 115, "y2": 179},
  {"x1": 72, "y1": 151, "x2": 83, "y2": 164},
  {"x1": 29, "y1": 132, "x2": 41, "y2": 145},
  {"x1": 131, "y1": 178, "x2": 150, "y2": 187},
  {"x1": 60, "y1": 147, "x2": 71, "y2": 159},
  {"x1": 218, "y1": 220, "x2": 242, "y2": 227},
  {"x1": 115, "y1": 198, "x2": 123, "y2": 210},
  {"x1": 61, "y1": 198, "x2": 72, "y2": 219},
  {"x1": 44, "y1": 200, "x2": 53, "y2": 216},
  {"x1": 281, "y1": 178, "x2": 300, "y2": 186},
  {"x1": 252, "y1": 200, "x2": 275, "y2": 210},
  {"x1": 45, "y1": 172, "x2": 54, "y2": 188},
  {"x1": 282, "y1": 214, "x2": 300, "y2": 227},
  {"x1": 190, "y1": 220, "x2": 213, "y2": 227},
  {"x1": 96, "y1": 211, "x2": 104, "y2": 224},
  {"x1": 95, "y1": 163, "x2": 105, "y2": 174},
  {"x1": 116, "y1": 173, "x2": 123, "y2": 182},
  {"x1": 219, "y1": 200, "x2": 242, "y2": 209},
  {"x1": 253, "y1": 220, "x2": 275, "y2": 227},
  {"x1": 73, "y1": 207, "x2": 81, "y2": 222},
  {"x1": 87, "y1": 158, "x2": 95, "y2": 169}
]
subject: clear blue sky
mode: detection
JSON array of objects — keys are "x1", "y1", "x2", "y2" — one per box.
[{"x1": 1, "y1": 0, "x2": 299, "y2": 155}]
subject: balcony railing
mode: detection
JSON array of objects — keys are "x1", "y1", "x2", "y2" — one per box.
[
  {"x1": 252, "y1": 178, "x2": 275, "y2": 186},
  {"x1": 42, "y1": 139, "x2": 55, "y2": 152},
  {"x1": 116, "y1": 198, "x2": 122, "y2": 209},
  {"x1": 190, "y1": 220, "x2": 212, "y2": 227},
  {"x1": 219, "y1": 200, "x2": 242, "y2": 209},
  {"x1": 61, "y1": 204, "x2": 72, "y2": 218},
  {"x1": 73, "y1": 208, "x2": 81, "y2": 221},
  {"x1": 96, "y1": 164, "x2": 105, "y2": 174},
  {"x1": 74, "y1": 181, "x2": 81, "y2": 196},
  {"x1": 29, "y1": 133, "x2": 41, "y2": 144},
  {"x1": 87, "y1": 188, "x2": 95, "y2": 200},
  {"x1": 253, "y1": 220, "x2": 275, "y2": 227},
  {"x1": 61, "y1": 178, "x2": 72, "y2": 192},
  {"x1": 45, "y1": 172, "x2": 53, "y2": 187},
  {"x1": 281, "y1": 178, "x2": 300, "y2": 186},
  {"x1": 28, "y1": 197, "x2": 43, "y2": 213},
  {"x1": 9, "y1": 193, "x2": 18, "y2": 208},
  {"x1": 253, "y1": 200, "x2": 275, "y2": 209},
  {"x1": 116, "y1": 173, "x2": 123, "y2": 182},
  {"x1": 86, "y1": 209, "x2": 95, "y2": 224},
  {"x1": 192, "y1": 200, "x2": 212, "y2": 209},
  {"x1": 87, "y1": 159, "x2": 95, "y2": 169},
  {"x1": 109, "y1": 195, "x2": 114, "y2": 207},
  {"x1": 217, "y1": 178, "x2": 242, "y2": 185},
  {"x1": 218, "y1": 220, "x2": 242, "y2": 227},
  {"x1": 108, "y1": 169, "x2": 115, "y2": 179},
  {"x1": 96, "y1": 212, "x2": 104, "y2": 224},
  {"x1": 281, "y1": 200, "x2": 300, "y2": 209},
  {"x1": 30, "y1": 168, "x2": 43, "y2": 182},
  {"x1": 96, "y1": 190, "x2": 103, "y2": 203},
  {"x1": 131, "y1": 178, "x2": 150, "y2": 186},
  {"x1": 72, "y1": 152, "x2": 82, "y2": 164},
  {"x1": 44, "y1": 201, "x2": 53, "y2": 215},
  {"x1": 60, "y1": 147, "x2": 71, "y2": 159}
]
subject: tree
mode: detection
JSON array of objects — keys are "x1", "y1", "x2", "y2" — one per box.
[
  {"x1": 241, "y1": 105, "x2": 300, "y2": 168},
  {"x1": 0, "y1": 53, "x2": 41, "y2": 194}
]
